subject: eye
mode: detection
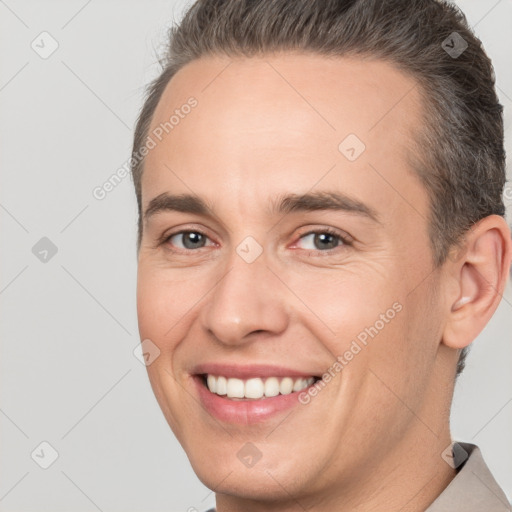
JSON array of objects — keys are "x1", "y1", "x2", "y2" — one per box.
[
  {"x1": 164, "y1": 230, "x2": 213, "y2": 251},
  {"x1": 159, "y1": 227, "x2": 352, "y2": 254},
  {"x1": 295, "y1": 228, "x2": 352, "y2": 252}
]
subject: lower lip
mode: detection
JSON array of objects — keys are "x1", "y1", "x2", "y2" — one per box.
[{"x1": 193, "y1": 375, "x2": 313, "y2": 424}]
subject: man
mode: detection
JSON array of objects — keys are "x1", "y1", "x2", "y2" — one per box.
[{"x1": 131, "y1": 0, "x2": 511, "y2": 510}]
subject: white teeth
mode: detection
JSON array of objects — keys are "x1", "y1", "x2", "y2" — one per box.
[
  {"x1": 226, "y1": 378, "x2": 245, "y2": 398},
  {"x1": 264, "y1": 377, "x2": 280, "y2": 397},
  {"x1": 245, "y1": 378, "x2": 264, "y2": 399},
  {"x1": 293, "y1": 378, "x2": 304, "y2": 392},
  {"x1": 216, "y1": 376, "x2": 227, "y2": 396},
  {"x1": 280, "y1": 377, "x2": 294, "y2": 395},
  {"x1": 205, "y1": 375, "x2": 315, "y2": 399},
  {"x1": 207, "y1": 374, "x2": 216, "y2": 394}
]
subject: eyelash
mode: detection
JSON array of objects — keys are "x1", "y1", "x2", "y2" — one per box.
[{"x1": 159, "y1": 226, "x2": 353, "y2": 256}]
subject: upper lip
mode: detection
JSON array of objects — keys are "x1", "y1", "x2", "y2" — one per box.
[{"x1": 192, "y1": 363, "x2": 320, "y2": 380}]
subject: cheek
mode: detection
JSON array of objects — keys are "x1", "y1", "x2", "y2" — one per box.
[
  {"x1": 285, "y1": 265, "x2": 401, "y2": 349},
  {"x1": 352, "y1": 287, "x2": 442, "y2": 421},
  {"x1": 136, "y1": 265, "x2": 200, "y2": 343},
  {"x1": 136, "y1": 267, "x2": 198, "y2": 436},
  {"x1": 287, "y1": 265, "x2": 423, "y2": 404}
]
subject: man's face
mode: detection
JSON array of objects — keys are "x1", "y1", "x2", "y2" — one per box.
[{"x1": 137, "y1": 54, "x2": 451, "y2": 500}]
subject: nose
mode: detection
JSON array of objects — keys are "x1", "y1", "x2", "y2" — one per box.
[{"x1": 199, "y1": 251, "x2": 289, "y2": 346}]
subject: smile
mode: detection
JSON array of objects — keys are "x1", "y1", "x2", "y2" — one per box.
[
  {"x1": 191, "y1": 365, "x2": 322, "y2": 423},
  {"x1": 204, "y1": 374, "x2": 316, "y2": 400}
]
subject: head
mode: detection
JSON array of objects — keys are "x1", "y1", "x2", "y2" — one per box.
[{"x1": 132, "y1": 0, "x2": 511, "y2": 508}]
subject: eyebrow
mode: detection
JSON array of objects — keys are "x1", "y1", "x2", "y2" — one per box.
[{"x1": 143, "y1": 191, "x2": 380, "y2": 224}]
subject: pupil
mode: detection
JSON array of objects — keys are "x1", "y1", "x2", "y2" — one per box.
[
  {"x1": 315, "y1": 233, "x2": 337, "y2": 250},
  {"x1": 184, "y1": 232, "x2": 204, "y2": 249}
]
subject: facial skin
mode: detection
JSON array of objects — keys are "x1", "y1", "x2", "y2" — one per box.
[{"x1": 136, "y1": 53, "x2": 511, "y2": 511}]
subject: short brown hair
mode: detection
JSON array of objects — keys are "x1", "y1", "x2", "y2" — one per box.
[{"x1": 131, "y1": 0, "x2": 506, "y2": 376}]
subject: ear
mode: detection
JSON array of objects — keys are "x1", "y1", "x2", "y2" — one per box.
[{"x1": 442, "y1": 215, "x2": 512, "y2": 350}]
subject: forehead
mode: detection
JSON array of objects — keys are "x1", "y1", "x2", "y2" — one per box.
[{"x1": 142, "y1": 53, "x2": 427, "y2": 224}]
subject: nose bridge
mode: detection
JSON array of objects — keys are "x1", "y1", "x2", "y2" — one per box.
[{"x1": 200, "y1": 247, "x2": 289, "y2": 345}]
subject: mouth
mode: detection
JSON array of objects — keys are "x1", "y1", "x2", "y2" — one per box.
[
  {"x1": 199, "y1": 374, "x2": 320, "y2": 400},
  {"x1": 191, "y1": 366, "x2": 323, "y2": 424}
]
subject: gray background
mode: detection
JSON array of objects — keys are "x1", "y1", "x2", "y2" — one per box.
[{"x1": 0, "y1": 1, "x2": 511, "y2": 510}]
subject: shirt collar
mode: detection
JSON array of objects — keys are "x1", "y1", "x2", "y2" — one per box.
[{"x1": 426, "y1": 442, "x2": 511, "y2": 511}]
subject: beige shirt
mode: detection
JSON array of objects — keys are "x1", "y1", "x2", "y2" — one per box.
[{"x1": 426, "y1": 442, "x2": 511, "y2": 511}]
